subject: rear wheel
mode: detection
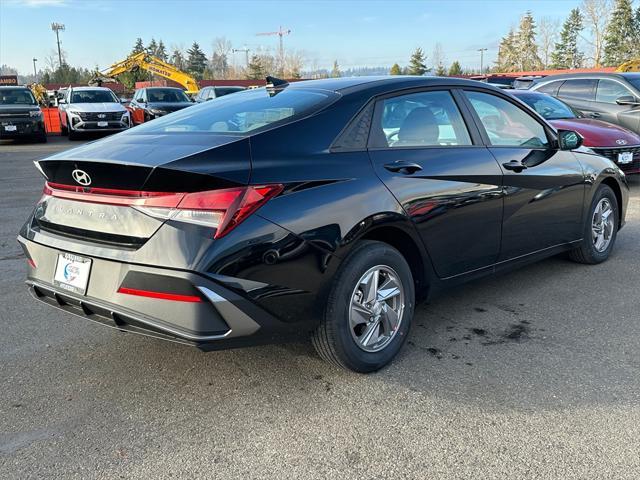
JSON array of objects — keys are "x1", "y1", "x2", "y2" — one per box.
[
  {"x1": 569, "y1": 184, "x2": 619, "y2": 264},
  {"x1": 312, "y1": 241, "x2": 415, "y2": 373},
  {"x1": 60, "y1": 116, "x2": 68, "y2": 136},
  {"x1": 35, "y1": 133, "x2": 47, "y2": 143}
]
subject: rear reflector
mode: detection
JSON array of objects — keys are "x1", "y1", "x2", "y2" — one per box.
[
  {"x1": 42, "y1": 182, "x2": 283, "y2": 238},
  {"x1": 117, "y1": 287, "x2": 203, "y2": 303}
]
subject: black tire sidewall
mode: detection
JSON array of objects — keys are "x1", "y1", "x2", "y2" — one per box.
[
  {"x1": 326, "y1": 242, "x2": 415, "y2": 372},
  {"x1": 585, "y1": 184, "x2": 618, "y2": 262}
]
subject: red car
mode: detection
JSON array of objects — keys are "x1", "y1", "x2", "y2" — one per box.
[{"x1": 511, "y1": 90, "x2": 640, "y2": 174}]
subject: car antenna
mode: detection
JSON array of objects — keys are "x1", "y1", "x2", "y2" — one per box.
[{"x1": 265, "y1": 75, "x2": 288, "y2": 96}]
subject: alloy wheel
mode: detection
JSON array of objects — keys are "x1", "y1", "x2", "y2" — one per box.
[{"x1": 592, "y1": 198, "x2": 614, "y2": 253}]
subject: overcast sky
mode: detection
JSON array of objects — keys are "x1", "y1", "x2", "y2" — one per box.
[{"x1": 1, "y1": 0, "x2": 587, "y2": 74}]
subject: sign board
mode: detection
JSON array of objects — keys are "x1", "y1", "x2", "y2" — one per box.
[{"x1": 0, "y1": 75, "x2": 19, "y2": 86}]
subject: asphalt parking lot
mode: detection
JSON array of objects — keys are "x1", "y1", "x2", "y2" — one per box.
[{"x1": 1, "y1": 136, "x2": 639, "y2": 479}]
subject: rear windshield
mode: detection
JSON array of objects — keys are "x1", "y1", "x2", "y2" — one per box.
[
  {"x1": 0, "y1": 88, "x2": 37, "y2": 105},
  {"x1": 71, "y1": 90, "x2": 118, "y2": 103},
  {"x1": 132, "y1": 87, "x2": 339, "y2": 135},
  {"x1": 147, "y1": 89, "x2": 190, "y2": 103}
]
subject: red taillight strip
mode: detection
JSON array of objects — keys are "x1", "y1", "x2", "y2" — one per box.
[
  {"x1": 27, "y1": 258, "x2": 36, "y2": 268},
  {"x1": 44, "y1": 182, "x2": 185, "y2": 207},
  {"x1": 117, "y1": 287, "x2": 203, "y2": 303}
]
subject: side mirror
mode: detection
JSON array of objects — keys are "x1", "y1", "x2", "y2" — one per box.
[
  {"x1": 58, "y1": 98, "x2": 66, "y2": 104},
  {"x1": 616, "y1": 95, "x2": 640, "y2": 106},
  {"x1": 558, "y1": 129, "x2": 583, "y2": 151}
]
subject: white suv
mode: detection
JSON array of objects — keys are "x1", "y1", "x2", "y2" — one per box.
[{"x1": 59, "y1": 86, "x2": 131, "y2": 139}]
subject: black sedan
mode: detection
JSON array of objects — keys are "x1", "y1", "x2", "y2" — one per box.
[
  {"x1": 19, "y1": 77, "x2": 629, "y2": 372},
  {"x1": 129, "y1": 87, "x2": 194, "y2": 124}
]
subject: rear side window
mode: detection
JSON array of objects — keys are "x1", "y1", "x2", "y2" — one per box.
[
  {"x1": 596, "y1": 79, "x2": 632, "y2": 103},
  {"x1": 131, "y1": 87, "x2": 338, "y2": 135},
  {"x1": 371, "y1": 90, "x2": 472, "y2": 148},
  {"x1": 466, "y1": 91, "x2": 549, "y2": 148},
  {"x1": 535, "y1": 80, "x2": 564, "y2": 96},
  {"x1": 557, "y1": 79, "x2": 596, "y2": 101}
]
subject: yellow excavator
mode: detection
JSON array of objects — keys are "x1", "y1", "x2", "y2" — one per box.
[
  {"x1": 29, "y1": 83, "x2": 51, "y2": 106},
  {"x1": 90, "y1": 52, "x2": 200, "y2": 94},
  {"x1": 616, "y1": 59, "x2": 640, "y2": 72}
]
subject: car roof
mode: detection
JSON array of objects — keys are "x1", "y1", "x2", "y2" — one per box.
[
  {"x1": 0, "y1": 85, "x2": 29, "y2": 90},
  {"x1": 69, "y1": 86, "x2": 113, "y2": 91},
  {"x1": 533, "y1": 72, "x2": 628, "y2": 82},
  {"x1": 145, "y1": 87, "x2": 185, "y2": 91},
  {"x1": 287, "y1": 75, "x2": 495, "y2": 94}
]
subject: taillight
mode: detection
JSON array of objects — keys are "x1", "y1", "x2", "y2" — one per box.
[{"x1": 42, "y1": 182, "x2": 282, "y2": 239}]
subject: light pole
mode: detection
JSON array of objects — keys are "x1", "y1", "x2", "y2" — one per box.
[
  {"x1": 32, "y1": 58, "x2": 38, "y2": 80},
  {"x1": 477, "y1": 48, "x2": 488, "y2": 75},
  {"x1": 51, "y1": 22, "x2": 65, "y2": 68}
]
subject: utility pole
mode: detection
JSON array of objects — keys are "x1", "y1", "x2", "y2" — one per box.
[
  {"x1": 256, "y1": 27, "x2": 291, "y2": 75},
  {"x1": 51, "y1": 22, "x2": 65, "y2": 68},
  {"x1": 232, "y1": 47, "x2": 250, "y2": 67},
  {"x1": 477, "y1": 48, "x2": 488, "y2": 75},
  {"x1": 32, "y1": 58, "x2": 38, "y2": 80}
]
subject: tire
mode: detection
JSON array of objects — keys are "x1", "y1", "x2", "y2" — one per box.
[
  {"x1": 312, "y1": 240, "x2": 415, "y2": 373},
  {"x1": 35, "y1": 133, "x2": 47, "y2": 143},
  {"x1": 68, "y1": 128, "x2": 79, "y2": 140},
  {"x1": 60, "y1": 116, "x2": 68, "y2": 136},
  {"x1": 569, "y1": 184, "x2": 619, "y2": 264}
]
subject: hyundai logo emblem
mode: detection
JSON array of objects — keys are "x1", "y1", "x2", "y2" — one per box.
[
  {"x1": 616, "y1": 139, "x2": 628, "y2": 145},
  {"x1": 97, "y1": 113, "x2": 106, "y2": 119},
  {"x1": 72, "y1": 169, "x2": 92, "y2": 186}
]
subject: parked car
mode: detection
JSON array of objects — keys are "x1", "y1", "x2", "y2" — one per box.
[
  {"x1": 58, "y1": 86, "x2": 131, "y2": 140},
  {"x1": 510, "y1": 90, "x2": 640, "y2": 174},
  {"x1": 530, "y1": 72, "x2": 640, "y2": 135},
  {"x1": 193, "y1": 86, "x2": 246, "y2": 103},
  {"x1": 0, "y1": 86, "x2": 46, "y2": 143},
  {"x1": 129, "y1": 87, "x2": 194, "y2": 124},
  {"x1": 20, "y1": 77, "x2": 629, "y2": 372}
]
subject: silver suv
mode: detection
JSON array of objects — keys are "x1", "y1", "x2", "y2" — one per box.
[{"x1": 58, "y1": 86, "x2": 131, "y2": 139}]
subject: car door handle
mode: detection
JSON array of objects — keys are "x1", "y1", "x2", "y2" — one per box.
[
  {"x1": 384, "y1": 161, "x2": 423, "y2": 174},
  {"x1": 502, "y1": 160, "x2": 527, "y2": 173},
  {"x1": 588, "y1": 112, "x2": 601, "y2": 118}
]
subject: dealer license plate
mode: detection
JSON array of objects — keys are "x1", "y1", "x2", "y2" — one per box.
[
  {"x1": 53, "y1": 252, "x2": 92, "y2": 295},
  {"x1": 4, "y1": 125, "x2": 17, "y2": 132},
  {"x1": 618, "y1": 152, "x2": 633, "y2": 164}
]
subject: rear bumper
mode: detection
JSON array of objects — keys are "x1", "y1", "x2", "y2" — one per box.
[{"x1": 19, "y1": 236, "x2": 297, "y2": 349}]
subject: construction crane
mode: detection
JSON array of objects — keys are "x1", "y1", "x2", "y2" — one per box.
[
  {"x1": 617, "y1": 59, "x2": 640, "y2": 72},
  {"x1": 90, "y1": 52, "x2": 200, "y2": 94},
  {"x1": 256, "y1": 26, "x2": 291, "y2": 72}
]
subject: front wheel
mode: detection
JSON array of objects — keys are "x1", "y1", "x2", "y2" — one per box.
[
  {"x1": 569, "y1": 184, "x2": 619, "y2": 264},
  {"x1": 312, "y1": 241, "x2": 415, "y2": 373}
]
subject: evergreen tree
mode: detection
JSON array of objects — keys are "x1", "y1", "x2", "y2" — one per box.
[
  {"x1": 448, "y1": 61, "x2": 463, "y2": 75},
  {"x1": 246, "y1": 55, "x2": 265, "y2": 79},
  {"x1": 435, "y1": 64, "x2": 447, "y2": 76},
  {"x1": 330, "y1": 60, "x2": 341, "y2": 78},
  {"x1": 407, "y1": 47, "x2": 428, "y2": 75},
  {"x1": 156, "y1": 40, "x2": 168, "y2": 61},
  {"x1": 186, "y1": 42, "x2": 208, "y2": 79},
  {"x1": 495, "y1": 28, "x2": 519, "y2": 72},
  {"x1": 170, "y1": 49, "x2": 185, "y2": 70},
  {"x1": 515, "y1": 12, "x2": 542, "y2": 71},
  {"x1": 550, "y1": 8, "x2": 585, "y2": 69},
  {"x1": 389, "y1": 63, "x2": 402, "y2": 75},
  {"x1": 147, "y1": 38, "x2": 158, "y2": 56},
  {"x1": 132, "y1": 38, "x2": 145, "y2": 55},
  {"x1": 603, "y1": 0, "x2": 637, "y2": 65}
]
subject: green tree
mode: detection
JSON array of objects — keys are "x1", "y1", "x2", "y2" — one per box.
[
  {"x1": 495, "y1": 28, "x2": 518, "y2": 72},
  {"x1": 147, "y1": 38, "x2": 158, "y2": 56},
  {"x1": 246, "y1": 55, "x2": 266, "y2": 79},
  {"x1": 330, "y1": 60, "x2": 341, "y2": 77},
  {"x1": 435, "y1": 64, "x2": 447, "y2": 76},
  {"x1": 407, "y1": 47, "x2": 428, "y2": 75},
  {"x1": 186, "y1": 42, "x2": 208, "y2": 79},
  {"x1": 550, "y1": 8, "x2": 585, "y2": 69},
  {"x1": 448, "y1": 61, "x2": 463, "y2": 75},
  {"x1": 389, "y1": 63, "x2": 402, "y2": 75},
  {"x1": 170, "y1": 49, "x2": 185, "y2": 70},
  {"x1": 603, "y1": 0, "x2": 638, "y2": 65},
  {"x1": 515, "y1": 11, "x2": 542, "y2": 71},
  {"x1": 132, "y1": 38, "x2": 145, "y2": 55},
  {"x1": 156, "y1": 40, "x2": 168, "y2": 61}
]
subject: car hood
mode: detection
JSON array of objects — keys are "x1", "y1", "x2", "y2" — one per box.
[
  {"x1": 67, "y1": 103, "x2": 126, "y2": 113},
  {"x1": 0, "y1": 104, "x2": 40, "y2": 113},
  {"x1": 549, "y1": 118, "x2": 640, "y2": 147},
  {"x1": 146, "y1": 102, "x2": 193, "y2": 110}
]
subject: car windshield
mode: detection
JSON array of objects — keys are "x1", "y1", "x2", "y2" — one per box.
[
  {"x1": 0, "y1": 88, "x2": 37, "y2": 105},
  {"x1": 622, "y1": 74, "x2": 640, "y2": 91},
  {"x1": 132, "y1": 87, "x2": 339, "y2": 135},
  {"x1": 71, "y1": 90, "x2": 118, "y2": 103},
  {"x1": 147, "y1": 89, "x2": 190, "y2": 103},
  {"x1": 515, "y1": 93, "x2": 577, "y2": 120}
]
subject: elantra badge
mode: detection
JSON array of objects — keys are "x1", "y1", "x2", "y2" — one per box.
[
  {"x1": 616, "y1": 139, "x2": 628, "y2": 145},
  {"x1": 72, "y1": 169, "x2": 92, "y2": 186}
]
